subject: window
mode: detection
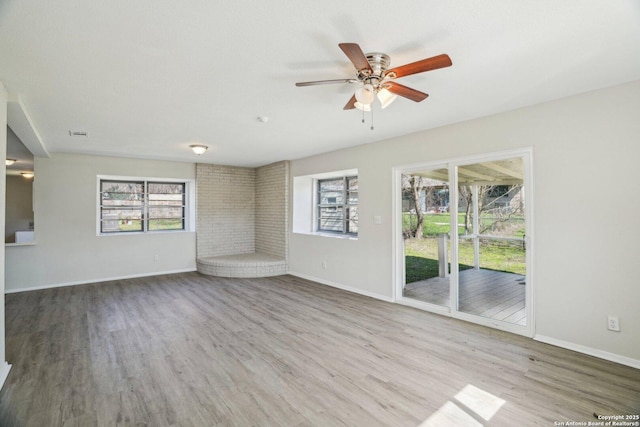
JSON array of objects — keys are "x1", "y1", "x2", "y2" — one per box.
[
  {"x1": 292, "y1": 168, "x2": 358, "y2": 238},
  {"x1": 99, "y1": 179, "x2": 186, "y2": 234},
  {"x1": 317, "y1": 176, "x2": 358, "y2": 234}
]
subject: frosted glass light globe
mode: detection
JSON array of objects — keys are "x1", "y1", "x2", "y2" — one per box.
[{"x1": 355, "y1": 84, "x2": 375, "y2": 105}]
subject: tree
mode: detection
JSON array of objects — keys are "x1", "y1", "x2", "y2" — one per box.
[
  {"x1": 458, "y1": 185, "x2": 474, "y2": 234},
  {"x1": 403, "y1": 175, "x2": 430, "y2": 239},
  {"x1": 458, "y1": 184, "x2": 523, "y2": 235}
]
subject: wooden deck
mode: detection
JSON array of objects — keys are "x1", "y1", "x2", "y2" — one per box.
[{"x1": 403, "y1": 268, "x2": 526, "y2": 325}]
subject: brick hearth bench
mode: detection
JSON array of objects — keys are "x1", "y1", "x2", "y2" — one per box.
[{"x1": 196, "y1": 252, "x2": 287, "y2": 278}]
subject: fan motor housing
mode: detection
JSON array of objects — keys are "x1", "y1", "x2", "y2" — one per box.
[{"x1": 357, "y1": 52, "x2": 390, "y2": 80}]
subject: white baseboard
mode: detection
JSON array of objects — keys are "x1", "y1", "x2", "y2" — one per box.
[
  {"x1": 288, "y1": 271, "x2": 393, "y2": 303},
  {"x1": 535, "y1": 334, "x2": 640, "y2": 370},
  {"x1": 5, "y1": 268, "x2": 198, "y2": 294},
  {"x1": 0, "y1": 361, "x2": 11, "y2": 391}
]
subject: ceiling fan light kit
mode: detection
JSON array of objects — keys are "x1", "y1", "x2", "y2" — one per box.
[
  {"x1": 296, "y1": 42, "x2": 452, "y2": 128},
  {"x1": 355, "y1": 83, "x2": 375, "y2": 104},
  {"x1": 377, "y1": 88, "x2": 397, "y2": 109},
  {"x1": 354, "y1": 102, "x2": 371, "y2": 112}
]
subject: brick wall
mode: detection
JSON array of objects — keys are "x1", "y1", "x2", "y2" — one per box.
[
  {"x1": 196, "y1": 161, "x2": 289, "y2": 262},
  {"x1": 255, "y1": 161, "x2": 289, "y2": 259},
  {"x1": 196, "y1": 164, "x2": 256, "y2": 258}
]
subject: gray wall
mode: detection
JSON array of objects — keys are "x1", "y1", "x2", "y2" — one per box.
[
  {"x1": 288, "y1": 80, "x2": 640, "y2": 364},
  {"x1": 5, "y1": 153, "x2": 197, "y2": 291}
]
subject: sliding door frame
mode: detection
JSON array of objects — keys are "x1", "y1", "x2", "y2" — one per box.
[{"x1": 392, "y1": 147, "x2": 535, "y2": 337}]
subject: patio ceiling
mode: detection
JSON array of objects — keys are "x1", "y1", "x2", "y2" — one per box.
[{"x1": 414, "y1": 158, "x2": 523, "y2": 186}]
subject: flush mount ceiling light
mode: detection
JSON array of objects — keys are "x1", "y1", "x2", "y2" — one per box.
[
  {"x1": 21, "y1": 172, "x2": 34, "y2": 178},
  {"x1": 190, "y1": 144, "x2": 208, "y2": 155},
  {"x1": 6, "y1": 158, "x2": 17, "y2": 166}
]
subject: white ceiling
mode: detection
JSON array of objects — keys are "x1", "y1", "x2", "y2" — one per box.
[{"x1": 1, "y1": 0, "x2": 639, "y2": 167}]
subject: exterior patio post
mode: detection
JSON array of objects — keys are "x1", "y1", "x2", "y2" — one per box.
[{"x1": 472, "y1": 185, "x2": 480, "y2": 269}]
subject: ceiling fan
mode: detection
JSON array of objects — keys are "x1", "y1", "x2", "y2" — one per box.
[{"x1": 296, "y1": 43, "x2": 452, "y2": 111}]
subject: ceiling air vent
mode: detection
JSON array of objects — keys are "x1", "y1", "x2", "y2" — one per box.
[{"x1": 69, "y1": 130, "x2": 88, "y2": 137}]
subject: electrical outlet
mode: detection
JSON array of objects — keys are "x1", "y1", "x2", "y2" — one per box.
[
  {"x1": 154, "y1": 254, "x2": 159, "y2": 262},
  {"x1": 607, "y1": 316, "x2": 620, "y2": 332},
  {"x1": 321, "y1": 260, "x2": 327, "y2": 269}
]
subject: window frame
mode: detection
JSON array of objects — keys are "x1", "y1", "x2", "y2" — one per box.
[
  {"x1": 146, "y1": 181, "x2": 187, "y2": 232},
  {"x1": 97, "y1": 175, "x2": 194, "y2": 236},
  {"x1": 316, "y1": 175, "x2": 358, "y2": 235}
]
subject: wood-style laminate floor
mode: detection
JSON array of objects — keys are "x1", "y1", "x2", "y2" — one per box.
[{"x1": 0, "y1": 272, "x2": 638, "y2": 426}]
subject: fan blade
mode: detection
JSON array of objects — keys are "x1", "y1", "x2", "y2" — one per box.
[
  {"x1": 339, "y1": 43, "x2": 373, "y2": 73},
  {"x1": 343, "y1": 94, "x2": 357, "y2": 110},
  {"x1": 386, "y1": 81, "x2": 429, "y2": 102},
  {"x1": 296, "y1": 78, "x2": 358, "y2": 87},
  {"x1": 384, "y1": 54, "x2": 452, "y2": 79}
]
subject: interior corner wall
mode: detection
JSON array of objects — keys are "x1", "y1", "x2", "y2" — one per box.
[
  {"x1": 196, "y1": 164, "x2": 255, "y2": 258},
  {"x1": 4, "y1": 153, "x2": 197, "y2": 292},
  {"x1": 288, "y1": 80, "x2": 640, "y2": 364},
  {"x1": 255, "y1": 161, "x2": 289, "y2": 260}
]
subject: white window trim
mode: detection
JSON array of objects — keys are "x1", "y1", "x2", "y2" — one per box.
[
  {"x1": 292, "y1": 168, "x2": 359, "y2": 240},
  {"x1": 96, "y1": 175, "x2": 196, "y2": 236}
]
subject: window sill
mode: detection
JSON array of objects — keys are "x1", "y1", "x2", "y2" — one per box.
[
  {"x1": 98, "y1": 229, "x2": 194, "y2": 237},
  {"x1": 6, "y1": 242, "x2": 37, "y2": 247},
  {"x1": 292, "y1": 231, "x2": 358, "y2": 240}
]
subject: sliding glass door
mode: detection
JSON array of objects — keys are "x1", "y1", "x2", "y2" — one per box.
[
  {"x1": 397, "y1": 150, "x2": 531, "y2": 335},
  {"x1": 455, "y1": 157, "x2": 527, "y2": 326},
  {"x1": 401, "y1": 168, "x2": 451, "y2": 308}
]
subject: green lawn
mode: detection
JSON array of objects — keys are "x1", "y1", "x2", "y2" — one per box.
[
  {"x1": 403, "y1": 212, "x2": 458, "y2": 236},
  {"x1": 117, "y1": 219, "x2": 183, "y2": 231},
  {"x1": 404, "y1": 236, "x2": 526, "y2": 283},
  {"x1": 403, "y1": 212, "x2": 525, "y2": 238}
]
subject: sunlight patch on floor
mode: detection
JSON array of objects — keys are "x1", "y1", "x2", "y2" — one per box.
[{"x1": 419, "y1": 384, "x2": 506, "y2": 426}]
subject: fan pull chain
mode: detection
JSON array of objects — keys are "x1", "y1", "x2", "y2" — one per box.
[
  {"x1": 370, "y1": 106, "x2": 374, "y2": 130},
  {"x1": 361, "y1": 106, "x2": 365, "y2": 124}
]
